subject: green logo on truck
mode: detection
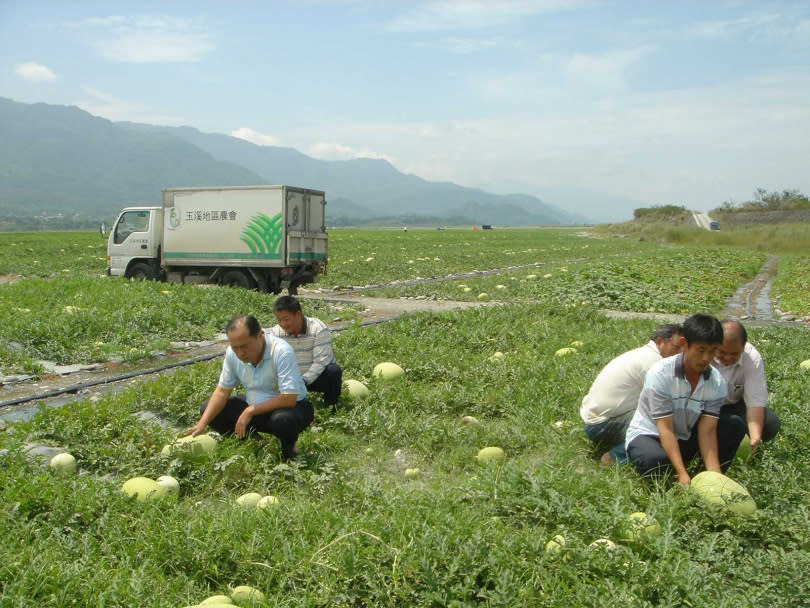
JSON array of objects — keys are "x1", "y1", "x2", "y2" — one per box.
[{"x1": 240, "y1": 213, "x2": 283, "y2": 255}]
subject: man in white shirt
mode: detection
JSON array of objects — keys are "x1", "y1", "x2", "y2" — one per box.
[
  {"x1": 712, "y1": 320, "x2": 781, "y2": 458},
  {"x1": 581, "y1": 324, "x2": 682, "y2": 464},
  {"x1": 270, "y1": 296, "x2": 343, "y2": 410}
]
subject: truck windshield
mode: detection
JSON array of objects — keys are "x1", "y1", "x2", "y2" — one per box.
[{"x1": 114, "y1": 211, "x2": 150, "y2": 244}]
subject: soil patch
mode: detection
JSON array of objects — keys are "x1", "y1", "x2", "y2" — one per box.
[{"x1": 0, "y1": 295, "x2": 492, "y2": 412}]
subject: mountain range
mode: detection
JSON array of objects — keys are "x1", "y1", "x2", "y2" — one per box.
[{"x1": 0, "y1": 97, "x2": 589, "y2": 226}]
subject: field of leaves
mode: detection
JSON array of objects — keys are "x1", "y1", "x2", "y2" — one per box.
[
  {"x1": 366, "y1": 246, "x2": 765, "y2": 314},
  {"x1": 0, "y1": 228, "x2": 767, "y2": 378},
  {"x1": 770, "y1": 254, "x2": 810, "y2": 317},
  {"x1": 322, "y1": 227, "x2": 663, "y2": 288},
  {"x1": 2, "y1": 301, "x2": 809, "y2": 607},
  {"x1": 0, "y1": 231, "x2": 107, "y2": 278},
  {"x1": 2, "y1": 227, "x2": 810, "y2": 607}
]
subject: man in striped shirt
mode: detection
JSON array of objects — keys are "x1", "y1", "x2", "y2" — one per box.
[
  {"x1": 270, "y1": 296, "x2": 343, "y2": 409},
  {"x1": 626, "y1": 314, "x2": 746, "y2": 485}
]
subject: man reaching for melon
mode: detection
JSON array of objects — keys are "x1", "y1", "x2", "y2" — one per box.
[
  {"x1": 625, "y1": 314, "x2": 747, "y2": 485},
  {"x1": 711, "y1": 320, "x2": 781, "y2": 459},
  {"x1": 185, "y1": 314, "x2": 314, "y2": 461}
]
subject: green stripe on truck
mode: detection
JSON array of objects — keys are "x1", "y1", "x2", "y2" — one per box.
[
  {"x1": 163, "y1": 252, "x2": 327, "y2": 260},
  {"x1": 164, "y1": 252, "x2": 282, "y2": 260}
]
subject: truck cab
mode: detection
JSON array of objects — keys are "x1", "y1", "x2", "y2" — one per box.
[{"x1": 106, "y1": 207, "x2": 162, "y2": 279}]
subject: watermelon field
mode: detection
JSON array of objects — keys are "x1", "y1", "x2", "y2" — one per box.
[{"x1": 1, "y1": 227, "x2": 810, "y2": 607}]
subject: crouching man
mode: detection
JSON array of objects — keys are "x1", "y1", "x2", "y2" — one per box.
[
  {"x1": 270, "y1": 295, "x2": 343, "y2": 410},
  {"x1": 581, "y1": 323, "x2": 682, "y2": 464},
  {"x1": 712, "y1": 320, "x2": 781, "y2": 459},
  {"x1": 626, "y1": 314, "x2": 746, "y2": 484},
  {"x1": 187, "y1": 314, "x2": 313, "y2": 461}
]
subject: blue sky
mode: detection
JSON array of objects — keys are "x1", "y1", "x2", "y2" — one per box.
[{"x1": 2, "y1": 0, "x2": 809, "y2": 221}]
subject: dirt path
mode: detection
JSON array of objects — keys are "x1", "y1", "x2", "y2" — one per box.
[
  {"x1": 0, "y1": 294, "x2": 493, "y2": 412},
  {"x1": 2, "y1": 256, "x2": 806, "y2": 414}
]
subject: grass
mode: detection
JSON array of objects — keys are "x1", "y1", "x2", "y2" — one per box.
[
  {"x1": 1, "y1": 226, "x2": 810, "y2": 606},
  {"x1": 770, "y1": 254, "x2": 810, "y2": 318},
  {"x1": 2, "y1": 304, "x2": 809, "y2": 607},
  {"x1": 322, "y1": 227, "x2": 662, "y2": 288},
  {"x1": 0, "y1": 231, "x2": 107, "y2": 278},
  {"x1": 0, "y1": 278, "x2": 358, "y2": 376},
  {"x1": 0, "y1": 227, "x2": 786, "y2": 377},
  {"x1": 595, "y1": 220, "x2": 810, "y2": 257},
  {"x1": 366, "y1": 246, "x2": 765, "y2": 314}
]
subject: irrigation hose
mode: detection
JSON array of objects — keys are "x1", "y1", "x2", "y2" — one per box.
[
  {"x1": 0, "y1": 251, "x2": 624, "y2": 410},
  {"x1": 0, "y1": 316, "x2": 399, "y2": 410},
  {"x1": 1, "y1": 252, "x2": 780, "y2": 410}
]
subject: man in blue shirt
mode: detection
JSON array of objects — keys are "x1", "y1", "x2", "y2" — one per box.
[
  {"x1": 187, "y1": 314, "x2": 313, "y2": 461},
  {"x1": 626, "y1": 314, "x2": 746, "y2": 484}
]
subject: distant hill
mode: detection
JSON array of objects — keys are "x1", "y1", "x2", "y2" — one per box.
[
  {"x1": 0, "y1": 98, "x2": 262, "y2": 218},
  {"x1": 120, "y1": 121, "x2": 587, "y2": 225},
  {"x1": 0, "y1": 97, "x2": 589, "y2": 225}
]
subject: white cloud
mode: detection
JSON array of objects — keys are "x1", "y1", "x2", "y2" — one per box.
[
  {"x1": 307, "y1": 142, "x2": 394, "y2": 163},
  {"x1": 386, "y1": 0, "x2": 590, "y2": 32},
  {"x1": 279, "y1": 67, "x2": 810, "y2": 220},
  {"x1": 76, "y1": 15, "x2": 213, "y2": 63},
  {"x1": 684, "y1": 12, "x2": 810, "y2": 48},
  {"x1": 419, "y1": 36, "x2": 506, "y2": 54},
  {"x1": 472, "y1": 47, "x2": 648, "y2": 102},
  {"x1": 565, "y1": 46, "x2": 651, "y2": 90},
  {"x1": 14, "y1": 62, "x2": 57, "y2": 82},
  {"x1": 230, "y1": 127, "x2": 281, "y2": 146},
  {"x1": 688, "y1": 14, "x2": 781, "y2": 40}
]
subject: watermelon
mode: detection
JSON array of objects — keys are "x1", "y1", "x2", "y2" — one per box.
[
  {"x1": 236, "y1": 492, "x2": 263, "y2": 507},
  {"x1": 199, "y1": 595, "x2": 234, "y2": 605},
  {"x1": 230, "y1": 585, "x2": 265, "y2": 606},
  {"x1": 690, "y1": 471, "x2": 756, "y2": 515},
  {"x1": 161, "y1": 434, "x2": 217, "y2": 461},
  {"x1": 624, "y1": 512, "x2": 662, "y2": 541},
  {"x1": 256, "y1": 495, "x2": 280, "y2": 509},
  {"x1": 344, "y1": 379, "x2": 370, "y2": 400},
  {"x1": 156, "y1": 475, "x2": 180, "y2": 496},
  {"x1": 372, "y1": 362, "x2": 404, "y2": 379},
  {"x1": 545, "y1": 534, "x2": 565, "y2": 555},
  {"x1": 49, "y1": 452, "x2": 77, "y2": 474},
  {"x1": 735, "y1": 436, "x2": 752, "y2": 463},
  {"x1": 121, "y1": 477, "x2": 167, "y2": 502},
  {"x1": 476, "y1": 446, "x2": 505, "y2": 463}
]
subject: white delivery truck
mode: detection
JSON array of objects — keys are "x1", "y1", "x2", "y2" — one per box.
[{"x1": 107, "y1": 185, "x2": 328, "y2": 293}]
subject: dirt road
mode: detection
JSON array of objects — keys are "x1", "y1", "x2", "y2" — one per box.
[{"x1": 1, "y1": 257, "x2": 805, "y2": 413}]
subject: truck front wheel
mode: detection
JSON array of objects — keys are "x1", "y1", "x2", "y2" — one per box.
[
  {"x1": 220, "y1": 269, "x2": 256, "y2": 290},
  {"x1": 127, "y1": 262, "x2": 156, "y2": 281}
]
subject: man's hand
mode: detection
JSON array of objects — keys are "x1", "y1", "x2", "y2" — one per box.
[
  {"x1": 677, "y1": 471, "x2": 691, "y2": 486},
  {"x1": 181, "y1": 423, "x2": 205, "y2": 438},
  {"x1": 749, "y1": 436, "x2": 761, "y2": 458},
  {"x1": 235, "y1": 405, "x2": 255, "y2": 438}
]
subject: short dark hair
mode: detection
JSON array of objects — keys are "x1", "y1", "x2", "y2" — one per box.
[
  {"x1": 226, "y1": 314, "x2": 262, "y2": 336},
  {"x1": 274, "y1": 295, "x2": 302, "y2": 314},
  {"x1": 681, "y1": 314, "x2": 723, "y2": 346},
  {"x1": 720, "y1": 319, "x2": 748, "y2": 344},
  {"x1": 651, "y1": 323, "x2": 681, "y2": 342}
]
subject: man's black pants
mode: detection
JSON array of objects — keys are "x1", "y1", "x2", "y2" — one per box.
[
  {"x1": 719, "y1": 400, "x2": 781, "y2": 442},
  {"x1": 627, "y1": 415, "x2": 747, "y2": 477},
  {"x1": 200, "y1": 395, "x2": 314, "y2": 460},
  {"x1": 307, "y1": 362, "x2": 343, "y2": 407}
]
